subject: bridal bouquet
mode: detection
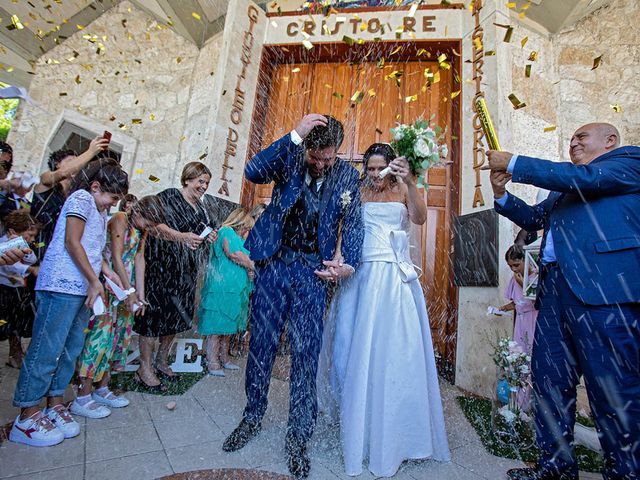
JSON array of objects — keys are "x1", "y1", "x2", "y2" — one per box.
[{"x1": 386, "y1": 118, "x2": 449, "y2": 187}]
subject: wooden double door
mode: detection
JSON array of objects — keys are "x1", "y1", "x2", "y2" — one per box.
[{"x1": 245, "y1": 48, "x2": 459, "y2": 377}]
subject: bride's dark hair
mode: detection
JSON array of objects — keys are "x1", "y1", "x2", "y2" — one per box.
[{"x1": 361, "y1": 143, "x2": 397, "y2": 184}]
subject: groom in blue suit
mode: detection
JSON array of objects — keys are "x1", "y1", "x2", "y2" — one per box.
[
  {"x1": 223, "y1": 114, "x2": 364, "y2": 478},
  {"x1": 485, "y1": 123, "x2": 640, "y2": 480}
]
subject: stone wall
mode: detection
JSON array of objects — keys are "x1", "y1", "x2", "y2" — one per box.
[
  {"x1": 175, "y1": 33, "x2": 223, "y2": 187},
  {"x1": 555, "y1": 0, "x2": 639, "y2": 150},
  {"x1": 8, "y1": 1, "x2": 200, "y2": 196}
]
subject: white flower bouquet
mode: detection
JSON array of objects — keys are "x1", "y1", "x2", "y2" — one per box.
[
  {"x1": 382, "y1": 118, "x2": 449, "y2": 187},
  {"x1": 492, "y1": 337, "x2": 532, "y2": 390}
]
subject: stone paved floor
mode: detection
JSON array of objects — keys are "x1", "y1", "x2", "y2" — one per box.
[{"x1": 0, "y1": 341, "x2": 603, "y2": 480}]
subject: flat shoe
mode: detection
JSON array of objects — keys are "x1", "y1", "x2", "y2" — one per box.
[
  {"x1": 69, "y1": 399, "x2": 111, "y2": 419},
  {"x1": 223, "y1": 362, "x2": 240, "y2": 370},
  {"x1": 134, "y1": 373, "x2": 168, "y2": 393}
]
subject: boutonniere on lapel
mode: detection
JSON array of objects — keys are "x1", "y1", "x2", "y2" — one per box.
[{"x1": 340, "y1": 190, "x2": 352, "y2": 209}]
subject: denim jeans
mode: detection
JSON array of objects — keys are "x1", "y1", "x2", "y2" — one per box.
[{"x1": 13, "y1": 291, "x2": 90, "y2": 408}]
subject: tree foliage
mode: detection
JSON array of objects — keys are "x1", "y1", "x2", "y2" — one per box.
[{"x1": 0, "y1": 82, "x2": 19, "y2": 142}]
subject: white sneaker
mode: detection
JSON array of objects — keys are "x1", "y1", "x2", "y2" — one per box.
[
  {"x1": 223, "y1": 362, "x2": 240, "y2": 371},
  {"x1": 45, "y1": 405, "x2": 81, "y2": 438},
  {"x1": 70, "y1": 399, "x2": 111, "y2": 419},
  {"x1": 9, "y1": 411, "x2": 65, "y2": 447},
  {"x1": 92, "y1": 390, "x2": 130, "y2": 408}
]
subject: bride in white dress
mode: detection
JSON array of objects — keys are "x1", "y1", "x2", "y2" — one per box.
[{"x1": 318, "y1": 143, "x2": 450, "y2": 477}]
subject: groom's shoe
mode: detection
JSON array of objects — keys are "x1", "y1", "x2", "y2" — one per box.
[
  {"x1": 507, "y1": 468, "x2": 578, "y2": 480},
  {"x1": 222, "y1": 419, "x2": 261, "y2": 452},
  {"x1": 285, "y1": 437, "x2": 310, "y2": 479}
]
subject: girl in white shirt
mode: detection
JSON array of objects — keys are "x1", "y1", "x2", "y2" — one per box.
[{"x1": 10, "y1": 158, "x2": 128, "y2": 448}]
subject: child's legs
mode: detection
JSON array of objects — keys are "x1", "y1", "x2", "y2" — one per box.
[
  {"x1": 13, "y1": 292, "x2": 87, "y2": 411},
  {"x1": 205, "y1": 335, "x2": 221, "y2": 368},
  {"x1": 48, "y1": 297, "x2": 91, "y2": 400},
  {"x1": 220, "y1": 336, "x2": 230, "y2": 364},
  {"x1": 77, "y1": 313, "x2": 114, "y2": 395}
]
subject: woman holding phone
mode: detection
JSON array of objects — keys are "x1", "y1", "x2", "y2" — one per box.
[{"x1": 133, "y1": 162, "x2": 216, "y2": 389}]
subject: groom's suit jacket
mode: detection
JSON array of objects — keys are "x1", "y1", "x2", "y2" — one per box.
[
  {"x1": 495, "y1": 146, "x2": 640, "y2": 306},
  {"x1": 244, "y1": 133, "x2": 364, "y2": 268}
]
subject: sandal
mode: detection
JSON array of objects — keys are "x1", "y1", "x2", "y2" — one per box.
[
  {"x1": 134, "y1": 372, "x2": 168, "y2": 393},
  {"x1": 5, "y1": 357, "x2": 22, "y2": 369},
  {"x1": 154, "y1": 364, "x2": 179, "y2": 382}
]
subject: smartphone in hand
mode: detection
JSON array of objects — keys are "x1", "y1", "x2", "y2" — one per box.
[{"x1": 103, "y1": 131, "x2": 112, "y2": 150}]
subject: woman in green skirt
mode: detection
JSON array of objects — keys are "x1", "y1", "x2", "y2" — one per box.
[{"x1": 198, "y1": 208, "x2": 255, "y2": 377}]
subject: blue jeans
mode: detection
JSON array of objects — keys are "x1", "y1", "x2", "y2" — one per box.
[{"x1": 13, "y1": 291, "x2": 90, "y2": 408}]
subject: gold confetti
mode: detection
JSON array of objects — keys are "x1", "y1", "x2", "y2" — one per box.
[
  {"x1": 118, "y1": 123, "x2": 128, "y2": 130},
  {"x1": 332, "y1": 92, "x2": 344, "y2": 99},
  {"x1": 192, "y1": 12, "x2": 201, "y2": 21},
  {"x1": 417, "y1": 48, "x2": 428, "y2": 56},
  {"x1": 390, "y1": 46, "x2": 402, "y2": 55},
  {"x1": 508, "y1": 93, "x2": 527, "y2": 110},
  {"x1": 324, "y1": 83, "x2": 332, "y2": 88},
  {"x1": 34, "y1": 242, "x2": 45, "y2": 249},
  {"x1": 506, "y1": 2, "x2": 516, "y2": 8},
  {"x1": 433, "y1": 71, "x2": 441, "y2": 84},
  {"x1": 405, "y1": 94, "x2": 417, "y2": 103},
  {"x1": 368, "y1": 88, "x2": 376, "y2": 97},
  {"x1": 150, "y1": 114, "x2": 156, "y2": 121},
  {"x1": 148, "y1": 175, "x2": 160, "y2": 183},
  {"x1": 504, "y1": 26, "x2": 513, "y2": 43},
  {"x1": 74, "y1": 75, "x2": 81, "y2": 84},
  {"x1": 135, "y1": 169, "x2": 144, "y2": 174},
  {"x1": 592, "y1": 55, "x2": 602, "y2": 70},
  {"x1": 76, "y1": 24, "x2": 84, "y2": 30},
  {"x1": 176, "y1": 57, "x2": 182, "y2": 63},
  {"x1": 132, "y1": 118, "x2": 142, "y2": 124},
  {"x1": 180, "y1": 135, "x2": 186, "y2": 142},
  {"x1": 59, "y1": 92, "x2": 67, "y2": 96},
  {"x1": 10, "y1": 15, "x2": 24, "y2": 30},
  {"x1": 342, "y1": 35, "x2": 355, "y2": 46},
  {"x1": 302, "y1": 40, "x2": 313, "y2": 50},
  {"x1": 473, "y1": 38, "x2": 483, "y2": 51},
  {"x1": 291, "y1": 67, "x2": 300, "y2": 73},
  {"x1": 351, "y1": 90, "x2": 364, "y2": 103},
  {"x1": 525, "y1": 64, "x2": 531, "y2": 77},
  {"x1": 484, "y1": 50, "x2": 496, "y2": 56},
  {"x1": 451, "y1": 90, "x2": 461, "y2": 99},
  {"x1": 0, "y1": 319, "x2": 7, "y2": 327},
  {"x1": 611, "y1": 104, "x2": 623, "y2": 113},
  {"x1": 528, "y1": 51, "x2": 538, "y2": 61},
  {"x1": 521, "y1": 36, "x2": 528, "y2": 48},
  {"x1": 543, "y1": 125, "x2": 557, "y2": 132}
]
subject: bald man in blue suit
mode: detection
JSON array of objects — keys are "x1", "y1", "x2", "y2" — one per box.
[{"x1": 486, "y1": 123, "x2": 640, "y2": 480}]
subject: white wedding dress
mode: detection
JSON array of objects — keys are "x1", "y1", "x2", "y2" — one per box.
[{"x1": 318, "y1": 202, "x2": 450, "y2": 477}]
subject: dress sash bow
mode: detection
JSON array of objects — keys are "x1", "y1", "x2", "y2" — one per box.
[{"x1": 389, "y1": 230, "x2": 419, "y2": 283}]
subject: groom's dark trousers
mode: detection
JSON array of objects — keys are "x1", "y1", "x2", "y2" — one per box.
[
  {"x1": 243, "y1": 258, "x2": 327, "y2": 442},
  {"x1": 534, "y1": 264, "x2": 640, "y2": 479}
]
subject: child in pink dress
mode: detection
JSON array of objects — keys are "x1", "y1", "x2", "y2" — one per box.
[
  {"x1": 500, "y1": 245, "x2": 538, "y2": 354},
  {"x1": 500, "y1": 244, "x2": 538, "y2": 411}
]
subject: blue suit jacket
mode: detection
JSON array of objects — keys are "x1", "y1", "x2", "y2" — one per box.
[
  {"x1": 495, "y1": 146, "x2": 640, "y2": 306},
  {"x1": 244, "y1": 134, "x2": 364, "y2": 268}
]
